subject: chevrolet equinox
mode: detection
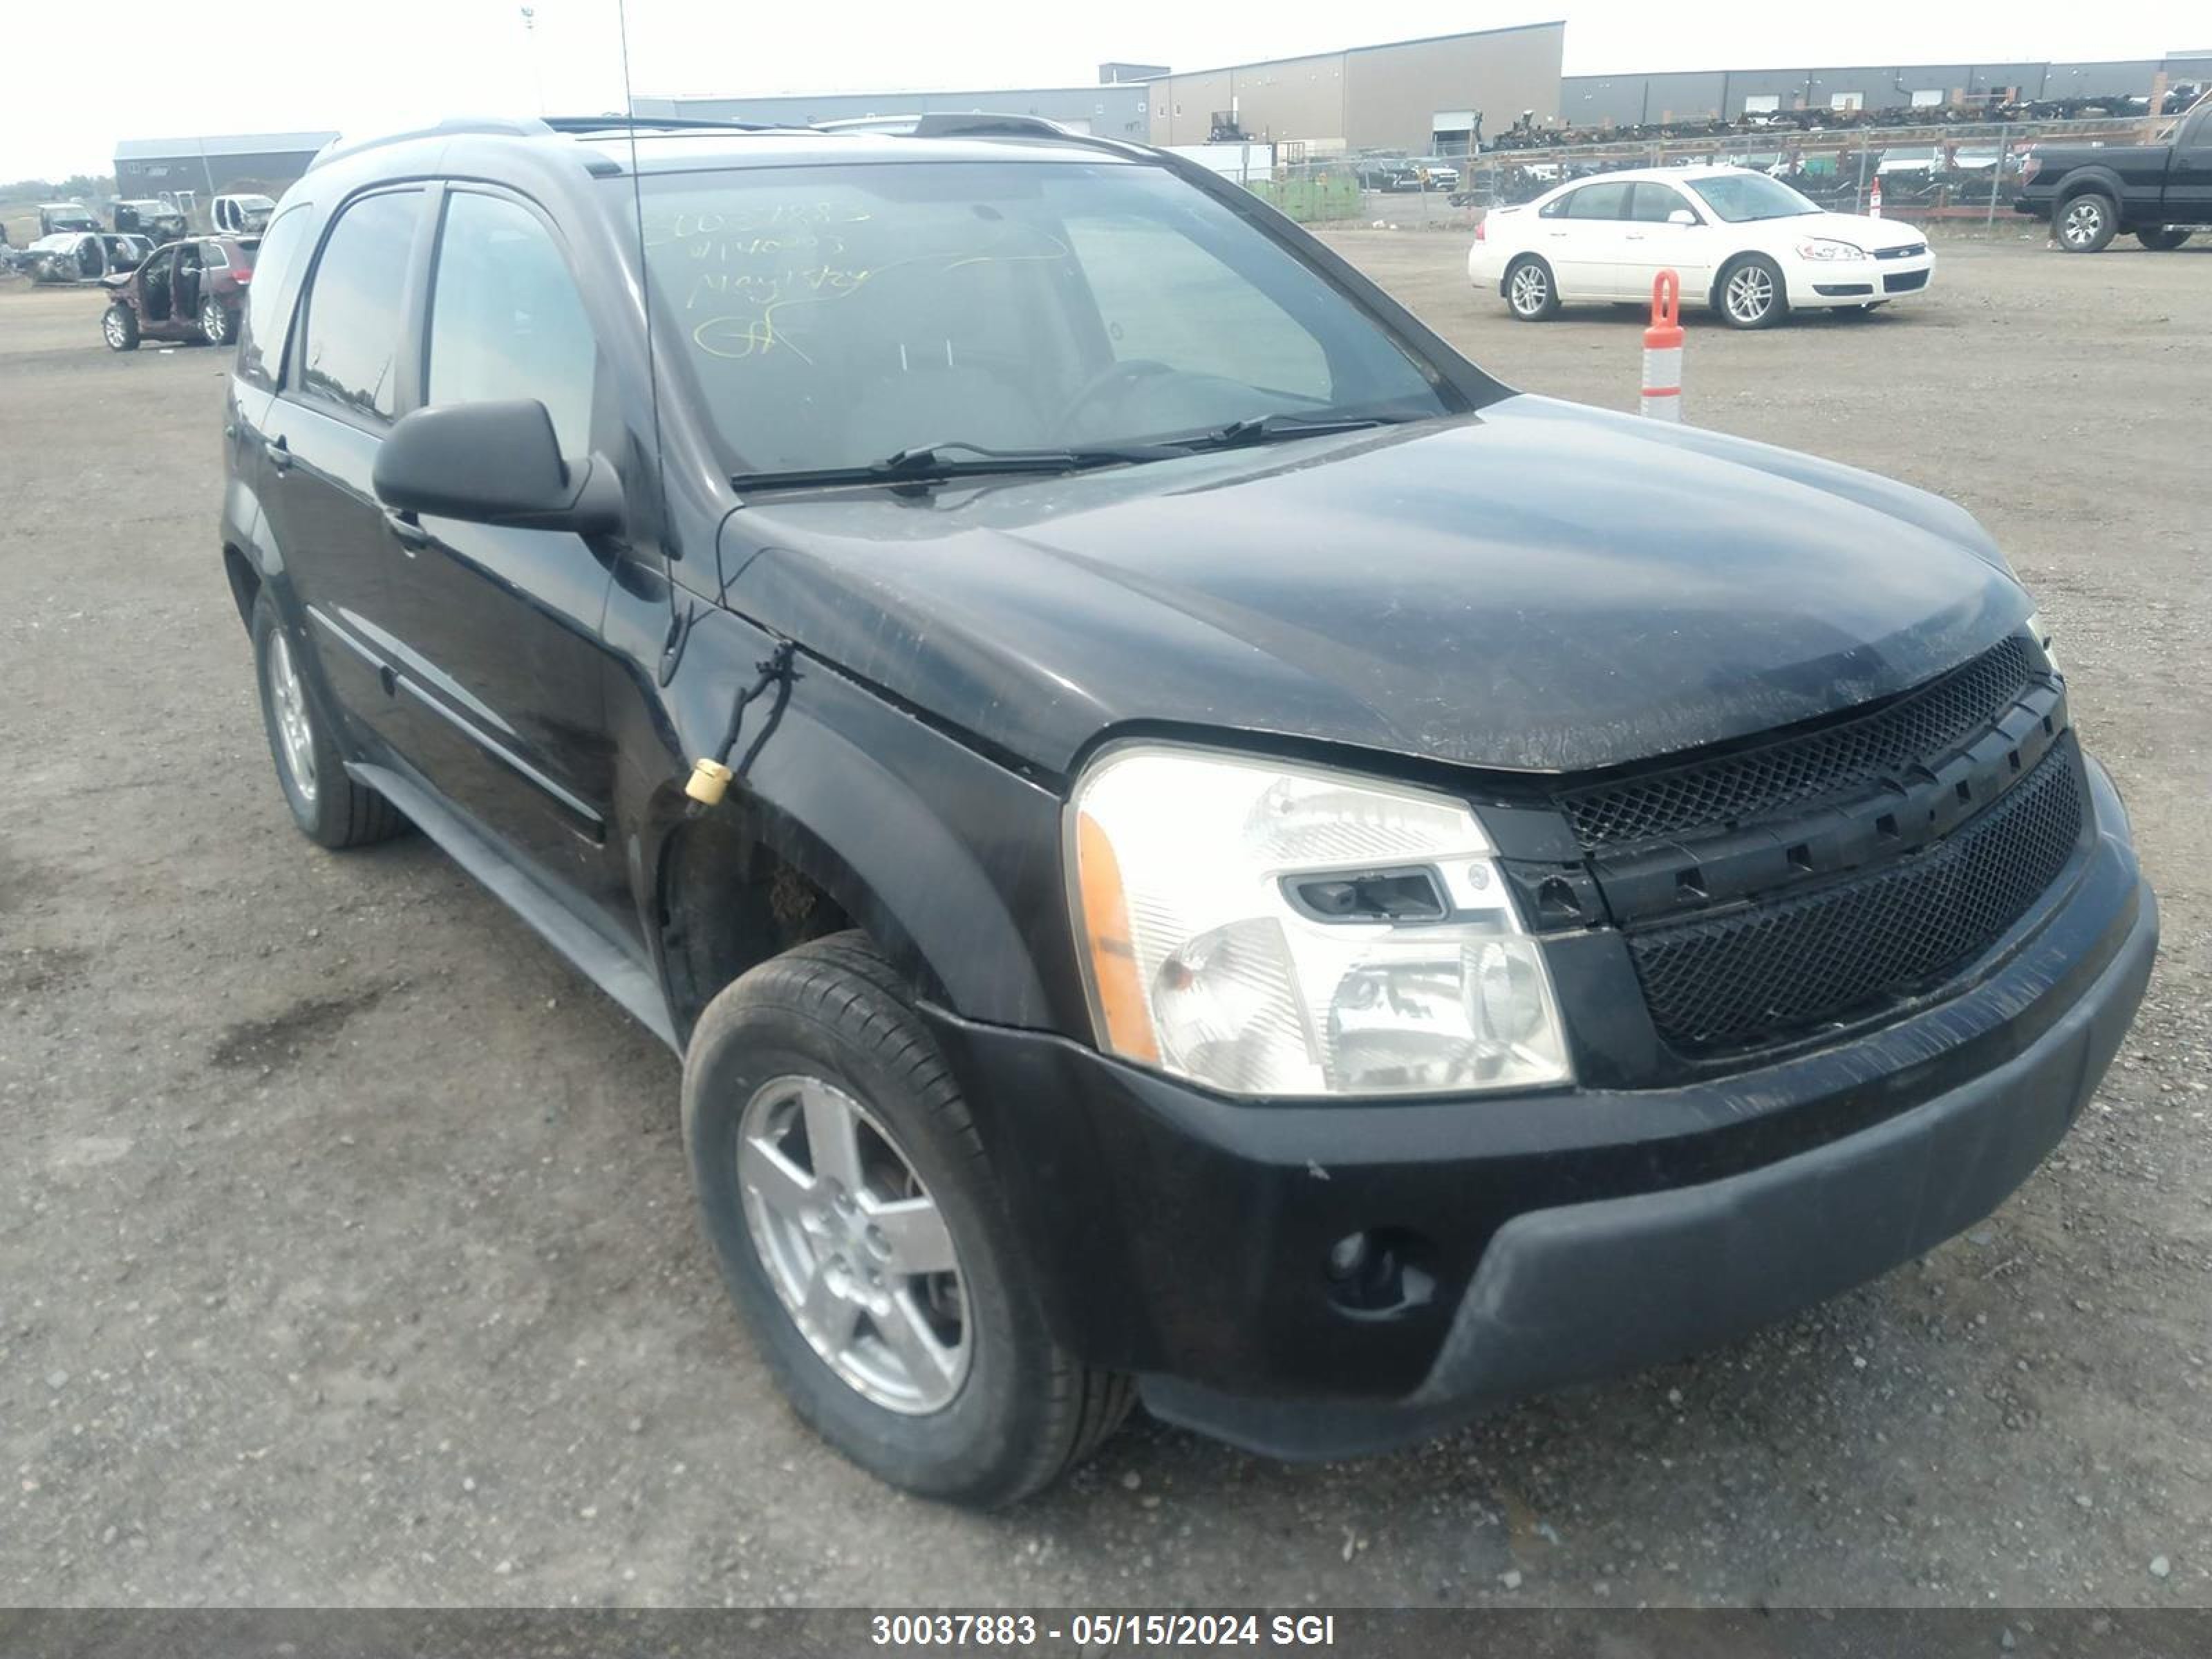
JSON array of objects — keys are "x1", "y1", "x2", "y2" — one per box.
[{"x1": 218, "y1": 113, "x2": 2157, "y2": 1505}]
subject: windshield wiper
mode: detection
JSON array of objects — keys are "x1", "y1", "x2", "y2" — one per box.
[
  {"x1": 734, "y1": 438, "x2": 1181, "y2": 493},
  {"x1": 1176, "y1": 412, "x2": 1415, "y2": 454}
]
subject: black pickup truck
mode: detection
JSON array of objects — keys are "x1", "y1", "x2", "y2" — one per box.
[{"x1": 2018, "y1": 99, "x2": 2212, "y2": 250}]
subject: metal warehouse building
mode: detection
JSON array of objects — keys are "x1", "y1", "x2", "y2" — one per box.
[
  {"x1": 113, "y1": 132, "x2": 339, "y2": 201},
  {"x1": 636, "y1": 32, "x2": 2208, "y2": 159},
  {"x1": 1562, "y1": 52, "x2": 2212, "y2": 126},
  {"x1": 1140, "y1": 24, "x2": 1566, "y2": 153},
  {"x1": 636, "y1": 24, "x2": 1568, "y2": 156}
]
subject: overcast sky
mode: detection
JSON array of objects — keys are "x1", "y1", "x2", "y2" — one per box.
[{"x1": 6, "y1": 1, "x2": 2198, "y2": 180}]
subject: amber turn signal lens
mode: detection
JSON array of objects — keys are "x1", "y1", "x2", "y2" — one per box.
[{"x1": 1076, "y1": 810, "x2": 1160, "y2": 1064}]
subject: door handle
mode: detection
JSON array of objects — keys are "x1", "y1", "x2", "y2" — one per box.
[
  {"x1": 384, "y1": 509, "x2": 431, "y2": 554},
  {"x1": 263, "y1": 435, "x2": 290, "y2": 472}
]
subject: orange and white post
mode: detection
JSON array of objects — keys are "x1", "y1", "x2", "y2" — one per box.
[{"x1": 1640, "y1": 269, "x2": 1685, "y2": 422}]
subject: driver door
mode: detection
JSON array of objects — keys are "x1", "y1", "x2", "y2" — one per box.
[
  {"x1": 1620, "y1": 181, "x2": 1719, "y2": 299},
  {"x1": 1541, "y1": 181, "x2": 1638, "y2": 298}
]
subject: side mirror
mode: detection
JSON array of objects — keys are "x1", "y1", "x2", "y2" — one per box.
[
  {"x1": 1667, "y1": 207, "x2": 1698, "y2": 226},
  {"x1": 373, "y1": 400, "x2": 621, "y2": 535}
]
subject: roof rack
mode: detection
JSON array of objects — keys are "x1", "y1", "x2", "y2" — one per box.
[
  {"x1": 540, "y1": 113, "x2": 815, "y2": 135},
  {"x1": 308, "y1": 116, "x2": 554, "y2": 170}
]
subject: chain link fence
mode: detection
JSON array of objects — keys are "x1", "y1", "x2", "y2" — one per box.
[{"x1": 1235, "y1": 116, "x2": 2164, "y2": 234}]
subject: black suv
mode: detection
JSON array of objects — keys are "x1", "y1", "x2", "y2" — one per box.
[{"x1": 219, "y1": 114, "x2": 2156, "y2": 1506}]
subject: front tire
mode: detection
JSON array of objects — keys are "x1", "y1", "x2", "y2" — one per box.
[
  {"x1": 2135, "y1": 226, "x2": 2191, "y2": 251},
  {"x1": 2056, "y1": 192, "x2": 2118, "y2": 253},
  {"x1": 201, "y1": 297, "x2": 236, "y2": 345},
  {"x1": 682, "y1": 932, "x2": 1132, "y2": 1506},
  {"x1": 102, "y1": 304, "x2": 140, "y2": 351},
  {"x1": 250, "y1": 591, "x2": 405, "y2": 848},
  {"x1": 1504, "y1": 255, "x2": 1559, "y2": 321},
  {"x1": 1718, "y1": 254, "x2": 1788, "y2": 328}
]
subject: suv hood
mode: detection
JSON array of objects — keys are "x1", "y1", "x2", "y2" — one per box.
[{"x1": 722, "y1": 394, "x2": 2028, "y2": 778}]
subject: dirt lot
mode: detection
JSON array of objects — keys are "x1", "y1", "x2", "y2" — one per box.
[{"x1": 2, "y1": 235, "x2": 2207, "y2": 1611}]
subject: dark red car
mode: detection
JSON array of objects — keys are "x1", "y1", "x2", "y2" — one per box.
[{"x1": 101, "y1": 235, "x2": 259, "y2": 351}]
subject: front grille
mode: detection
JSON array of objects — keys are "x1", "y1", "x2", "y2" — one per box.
[
  {"x1": 1557, "y1": 635, "x2": 2036, "y2": 851},
  {"x1": 1884, "y1": 270, "x2": 1931, "y2": 293},
  {"x1": 1873, "y1": 243, "x2": 1927, "y2": 260},
  {"x1": 1625, "y1": 737, "x2": 2083, "y2": 1053}
]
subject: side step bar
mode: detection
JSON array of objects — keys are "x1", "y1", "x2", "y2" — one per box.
[{"x1": 347, "y1": 762, "x2": 679, "y2": 1053}]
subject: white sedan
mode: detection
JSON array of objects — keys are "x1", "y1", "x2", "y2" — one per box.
[{"x1": 1468, "y1": 165, "x2": 1936, "y2": 328}]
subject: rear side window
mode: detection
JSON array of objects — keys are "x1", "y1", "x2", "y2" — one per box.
[
  {"x1": 1565, "y1": 182, "x2": 1633, "y2": 220},
  {"x1": 424, "y1": 191, "x2": 597, "y2": 457},
  {"x1": 239, "y1": 207, "x2": 311, "y2": 386},
  {"x1": 298, "y1": 190, "x2": 421, "y2": 422}
]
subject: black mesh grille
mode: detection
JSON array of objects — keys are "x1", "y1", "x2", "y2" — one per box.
[
  {"x1": 1557, "y1": 636, "x2": 2036, "y2": 850},
  {"x1": 1627, "y1": 737, "x2": 2083, "y2": 1053}
]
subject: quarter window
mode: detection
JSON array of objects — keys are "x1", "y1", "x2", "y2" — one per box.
[
  {"x1": 425, "y1": 192, "x2": 598, "y2": 456},
  {"x1": 298, "y1": 190, "x2": 421, "y2": 422}
]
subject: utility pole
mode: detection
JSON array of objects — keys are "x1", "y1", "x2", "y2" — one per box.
[{"x1": 521, "y1": 6, "x2": 545, "y2": 114}]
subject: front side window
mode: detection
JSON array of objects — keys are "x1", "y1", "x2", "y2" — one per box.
[
  {"x1": 1687, "y1": 172, "x2": 1822, "y2": 223},
  {"x1": 632, "y1": 160, "x2": 1454, "y2": 477},
  {"x1": 1629, "y1": 183, "x2": 1694, "y2": 223},
  {"x1": 298, "y1": 190, "x2": 421, "y2": 422},
  {"x1": 425, "y1": 191, "x2": 597, "y2": 457},
  {"x1": 240, "y1": 206, "x2": 313, "y2": 385}
]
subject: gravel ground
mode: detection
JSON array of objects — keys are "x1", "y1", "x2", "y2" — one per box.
[{"x1": 1, "y1": 233, "x2": 2206, "y2": 1611}]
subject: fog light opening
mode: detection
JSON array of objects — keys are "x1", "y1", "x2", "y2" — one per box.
[{"x1": 1324, "y1": 1227, "x2": 1437, "y2": 1318}]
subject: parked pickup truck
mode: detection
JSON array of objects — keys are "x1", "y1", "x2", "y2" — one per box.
[{"x1": 2017, "y1": 97, "x2": 2212, "y2": 251}]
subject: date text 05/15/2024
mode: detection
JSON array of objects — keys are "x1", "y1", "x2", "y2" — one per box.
[{"x1": 872, "y1": 1613, "x2": 1340, "y2": 1648}]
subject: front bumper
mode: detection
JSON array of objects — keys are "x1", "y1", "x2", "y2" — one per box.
[
  {"x1": 1788, "y1": 248, "x2": 1936, "y2": 307},
  {"x1": 923, "y1": 762, "x2": 2153, "y2": 1459}
]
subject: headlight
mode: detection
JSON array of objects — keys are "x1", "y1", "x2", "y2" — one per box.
[
  {"x1": 1794, "y1": 238, "x2": 1866, "y2": 261},
  {"x1": 2025, "y1": 610, "x2": 2060, "y2": 676},
  {"x1": 1067, "y1": 745, "x2": 1572, "y2": 1099}
]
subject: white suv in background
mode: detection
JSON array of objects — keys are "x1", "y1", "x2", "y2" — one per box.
[{"x1": 1469, "y1": 164, "x2": 1937, "y2": 328}]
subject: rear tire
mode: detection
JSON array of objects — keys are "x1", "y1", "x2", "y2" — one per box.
[
  {"x1": 250, "y1": 590, "x2": 406, "y2": 849},
  {"x1": 2134, "y1": 226, "x2": 2191, "y2": 251},
  {"x1": 1717, "y1": 254, "x2": 1788, "y2": 329},
  {"x1": 200, "y1": 296, "x2": 236, "y2": 345},
  {"x1": 2055, "y1": 192, "x2": 2118, "y2": 253},
  {"x1": 102, "y1": 304, "x2": 139, "y2": 351},
  {"x1": 682, "y1": 932, "x2": 1132, "y2": 1506},
  {"x1": 1504, "y1": 255, "x2": 1559, "y2": 321}
]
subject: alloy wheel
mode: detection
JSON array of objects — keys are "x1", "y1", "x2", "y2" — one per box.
[
  {"x1": 2062, "y1": 200, "x2": 2105, "y2": 250},
  {"x1": 1725, "y1": 264, "x2": 1776, "y2": 324},
  {"x1": 203, "y1": 300, "x2": 226, "y2": 344},
  {"x1": 104, "y1": 310, "x2": 128, "y2": 348},
  {"x1": 266, "y1": 630, "x2": 318, "y2": 804},
  {"x1": 736, "y1": 1074, "x2": 970, "y2": 1414},
  {"x1": 1509, "y1": 263, "x2": 1548, "y2": 316}
]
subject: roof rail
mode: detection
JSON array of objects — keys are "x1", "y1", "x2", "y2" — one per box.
[
  {"x1": 541, "y1": 113, "x2": 815, "y2": 135},
  {"x1": 308, "y1": 116, "x2": 551, "y2": 171},
  {"x1": 892, "y1": 111, "x2": 1159, "y2": 165}
]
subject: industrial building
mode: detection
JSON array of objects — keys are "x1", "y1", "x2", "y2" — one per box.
[
  {"x1": 1139, "y1": 24, "x2": 1566, "y2": 153},
  {"x1": 1561, "y1": 53, "x2": 2212, "y2": 127},
  {"x1": 112, "y1": 132, "x2": 338, "y2": 201},
  {"x1": 634, "y1": 33, "x2": 2210, "y2": 159},
  {"x1": 635, "y1": 24, "x2": 1568, "y2": 155}
]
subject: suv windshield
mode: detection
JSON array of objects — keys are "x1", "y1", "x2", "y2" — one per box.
[
  {"x1": 1687, "y1": 172, "x2": 1823, "y2": 223},
  {"x1": 632, "y1": 160, "x2": 1456, "y2": 478}
]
